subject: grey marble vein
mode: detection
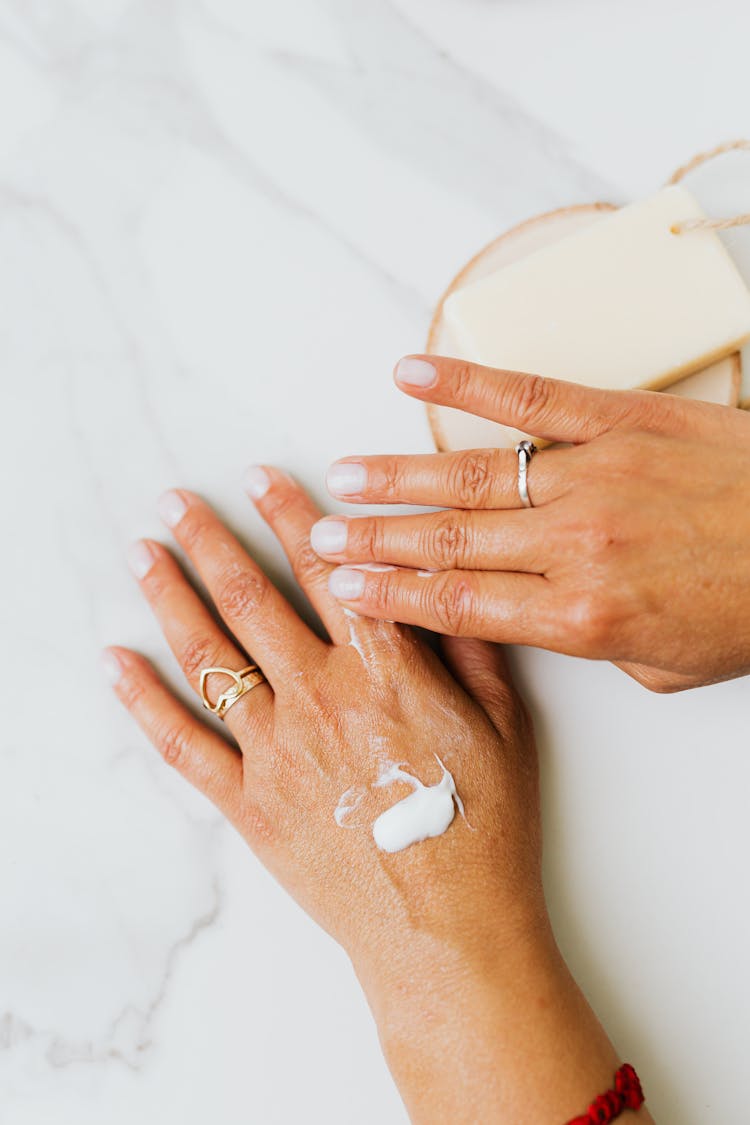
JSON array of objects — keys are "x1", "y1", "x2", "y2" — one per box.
[
  {"x1": 1, "y1": 879, "x2": 221, "y2": 1071},
  {"x1": 276, "y1": 0, "x2": 615, "y2": 225}
]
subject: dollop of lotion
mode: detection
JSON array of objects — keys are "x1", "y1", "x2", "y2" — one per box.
[{"x1": 372, "y1": 755, "x2": 464, "y2": 854}]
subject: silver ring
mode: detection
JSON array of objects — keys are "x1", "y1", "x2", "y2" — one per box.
[{"x1": 515, "y1": 441, "x2": 537, "y2": 508}]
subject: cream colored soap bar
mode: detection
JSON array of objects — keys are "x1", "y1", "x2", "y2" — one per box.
[{"x1": 443, "y1": 186, "x2": 750, "y2": 395}]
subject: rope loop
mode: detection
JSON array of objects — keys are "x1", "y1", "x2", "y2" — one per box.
[{"x1": 667, "y1": 139, "x2": 750, "y2": 234}]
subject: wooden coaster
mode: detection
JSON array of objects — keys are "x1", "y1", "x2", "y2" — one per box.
[{"x1": 427, "y1": 203, "x2": 743, "y2": 452}]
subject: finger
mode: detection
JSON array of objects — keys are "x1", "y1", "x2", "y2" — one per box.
[
  {"x1": 311, "y1": 509, "x2": 549, "y2": 573},
  {"x1": 243, "y1": 466, "x2": 350, "y2": 644},
  {"x1": 326, "y1": 446, "x2": 572, "y2": 509},
  {"x1": 327, "y1": 564, "x2": 565, "y2": 650},
  {"x1": 126, "y1": 538, "x2": 274, "y2": 738},
  {"x1": 157, "y1": 490, "x2": 325, "y2": 684},
  {"x1": 439, "y1": 636, "x2": 535, "y2": 752},
  {"x1": 103, "y1": 646, "x2": 243, "y2": 820},
  {"x1": 441, "y1": 634, "x2": 512, "y2": 693},
  {"x1": 393, "y1": 355, "x2": 688, "y2": 444}
]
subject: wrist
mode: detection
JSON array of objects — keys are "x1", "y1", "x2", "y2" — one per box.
[
  {"x1": 351, "y1": 895, "x2": 551, "y2": 1029},
  {"x1": 361, "y1": 912, "x2": 554, "y2": 1037},
  {"x1": 357, "y1": 921, "x2": 639, "y2": 1124}
]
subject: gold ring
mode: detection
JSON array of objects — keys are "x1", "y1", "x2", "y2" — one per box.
[{"x1": 199, "y1": 664, "x2": 266, "y2": 718}]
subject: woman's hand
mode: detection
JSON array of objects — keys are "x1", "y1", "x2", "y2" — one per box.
[
  {"x1": 105, "y1": 471, "x2": 642, "y2": 1123},
  {"x1": 314, "y1": 355, "x2": 750, "y2": 692}
]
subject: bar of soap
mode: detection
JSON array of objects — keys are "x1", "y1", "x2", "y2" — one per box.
[{"x1": 443, "y1": 186, "x2": 750, "y2": 405}]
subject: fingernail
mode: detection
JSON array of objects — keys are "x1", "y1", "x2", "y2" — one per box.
[
  {"x1": 127, "y1": 539, "x2": 156, "y2": 580},
  {"x1": 329, "y1": 567, "x2": 366, "y2": 599},
  {"x1": 158, "y1": 490, "x2": 188, "y2": 529},
  {"x1": 102, "y1": 649, "x2": 123, "y2": 685},
  {"x1": 395, "y1": 357, "x2": 437, "y2": 387},
  {"x1": 243, "y1": 465, "x2": 271, "y2": 500},
  {"x1": 311, "y1": 519, "x2": 348, "y2": 555},
  {"x1": 326, "y1": 462, "x2": 367, "y2": 496}
]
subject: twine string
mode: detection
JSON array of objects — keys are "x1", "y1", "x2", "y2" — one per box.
[{"x1": 667, "y1": 139, "x2": 750, "y2": 234}]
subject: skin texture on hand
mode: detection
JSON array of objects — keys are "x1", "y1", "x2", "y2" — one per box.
[
  {"x1": 106, "y1": 471, "x2": 650, "y2": 1123},
  {"x1": 315, "y1": 354, "x2": 750, "y2": 693}
]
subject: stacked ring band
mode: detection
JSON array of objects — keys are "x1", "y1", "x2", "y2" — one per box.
[{"x1": 199, "y1": 664, "x2": 267, "y2": 718}]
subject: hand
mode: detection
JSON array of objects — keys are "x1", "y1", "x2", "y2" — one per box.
[
  {"x1": 105, "y1": 471, "x2": 638, "y2": 1123},
  {"x1": 313, "y1": 355, "x2": 750, "y2": 692}
]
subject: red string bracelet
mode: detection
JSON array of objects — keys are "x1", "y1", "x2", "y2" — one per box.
[{"x1": 566, "y1": 1064, "x2": 645, "y2": 1124}]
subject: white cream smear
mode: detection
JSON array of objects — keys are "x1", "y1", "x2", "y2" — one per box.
[
  {"x1": 371, "y1": 755, "x2": 465, "y2": 854},
  {"x1": 342, "y1": 607, "x2": 368, "y2": 663},
  {"x1": 334, "y1": 785, "x2": 366, "y2": 828},
  {"x1": 342, "y1": 598, "x2": 400, "y2": 665}
]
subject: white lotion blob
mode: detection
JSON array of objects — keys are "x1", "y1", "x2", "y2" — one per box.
[{"x1": 371, "y1": 755, "x2": 464, "y2": 854}]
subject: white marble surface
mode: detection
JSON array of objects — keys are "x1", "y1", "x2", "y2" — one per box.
[{"x1": 2, "y1": 2, "x2": 750, "y2": 1122}]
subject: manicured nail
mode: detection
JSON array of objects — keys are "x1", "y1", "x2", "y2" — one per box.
[
  {"x1": 329, "y1": 567, "x2": 366, "y2": 599},
  {"x1": 127, "y1": 539, "x2": 156, "y2": 580},
  {"x1": 102, "y1": 649, "x2": 123, "y2": 685},
  {"x1": 243, "y1": 465, "x2": 271, "y2": 500},
  {"x1": 158, "y1": 490, "x2": 188, "y2": 529},
  {"x1": 311, "y1": 519, "x2": 348, "y2": 555},
  {"x1": 395, "y1": 357, "x2": 437, "y2": 387},
  {"x1": 326, "y1": 462, "x2": 367, "y2": 496}
]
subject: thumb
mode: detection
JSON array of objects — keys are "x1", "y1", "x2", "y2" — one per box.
[{"x1": 440, "y1": 634, "x2": 531, "y2": 739}]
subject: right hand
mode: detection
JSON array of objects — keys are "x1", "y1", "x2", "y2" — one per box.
[{"x1": 315, "y1": 354, "x2": 750, "y2": 693}]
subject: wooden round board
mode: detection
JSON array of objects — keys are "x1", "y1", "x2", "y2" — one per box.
[{"x1": 427, "y1": 203, "x2": 743, "y2": 452}]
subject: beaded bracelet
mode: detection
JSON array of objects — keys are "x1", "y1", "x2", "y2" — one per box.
[{"x1": 566, "y1": 1064, "x2": 644, "y2": 1124}]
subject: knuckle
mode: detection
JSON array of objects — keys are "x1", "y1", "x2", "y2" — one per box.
[
  {"x1": 292, "y1": 538, "x2": 330, "y2": 585},
  {"x1": 370, "y1": 567, "x2": 397, "y2": 610},
  {"x1": 178, "y1": 513, "x2": 211, "y2": 554},
  {"x1": 358, "y1": 516, "x2": 387, "y2": 559},
  {"x1": 427, "y1": 572, "x2": 475, "y2": 634},
  {"x1": 118, "y1": 675, "x2": 146, "y2": 711},
  {"x1": 262, "y1": 486, "x2": 298, "y2": 522},
  {"x1": 447, "y1": 450, "x2": 495, "y2": 507},
  {"x1": 180, "y1": 634, "x2": 225, "y2": 680},
  {"x1": 381, "y1": 458, "x2": 407, "y2": 498},
  {"x1": 215, "y1": 566, "x2": 267, "y2": 623},
  {"x1": 568, "y1": 591, "x2": 618, "y2": 651},
  {"x1": 144, "y1": 569, "x2": 170, "y2": 602},
  {"x1": 156, "y1": 721, "x2": 194, "y2": 768},
  {"x1": 450, "y1": 362, "x2": 476, "y2": 401},
  {"x1": 422, "y1": 513, "x2": 470, "y2": 568},
  {"x1": 505, "y1": 373, "x2": 552, "y2": 429}
]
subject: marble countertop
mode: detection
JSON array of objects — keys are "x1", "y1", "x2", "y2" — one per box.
[{"x1": 2, "y1": 2, "x2": 750, "y2": 1122}]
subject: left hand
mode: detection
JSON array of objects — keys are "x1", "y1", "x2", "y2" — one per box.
[
  {"x1": 104, "y1": 471, "x2": 637, "y2": 1123},
  {"x1": 313, "y1": 354, "x2": 750, "y2": 693}
]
